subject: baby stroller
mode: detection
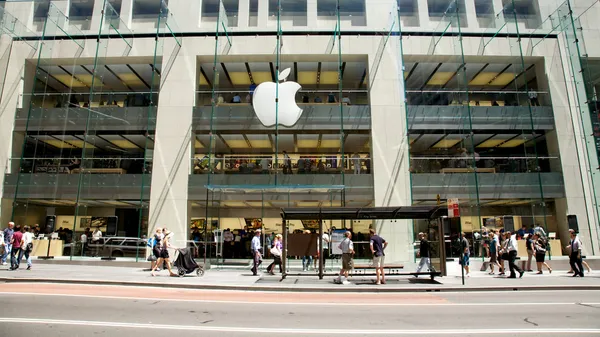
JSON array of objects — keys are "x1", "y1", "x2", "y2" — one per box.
[{"x1": 173, "y1": 248, "x2": 204, "y2": 277}]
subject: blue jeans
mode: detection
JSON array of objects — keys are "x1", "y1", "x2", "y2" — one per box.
[
  {"x1": 302, "y1": 255, "x2": 313, "y2": 269},
  {"x1": 1, "y1": 243, "x2": 11, "y2": 263},
  {"x1": 18, "y1": 248, "x2": 32, "y2": 267},
  {"x1": 10, "y1": 247, "x2": 21, "y2": 269}
]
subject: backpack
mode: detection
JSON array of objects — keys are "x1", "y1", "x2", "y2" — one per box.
[{"x1": 147, "y1": 237, "x2": 156, "y2": 248}]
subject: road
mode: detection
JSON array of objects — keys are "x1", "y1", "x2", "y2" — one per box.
[{"x1": 0, "y1": 283, "x2": 599, "y2": 336}]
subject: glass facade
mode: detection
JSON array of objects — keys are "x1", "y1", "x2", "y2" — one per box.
[{"x1": 1, "y1": 0, "x2": 599, "y2": 266}]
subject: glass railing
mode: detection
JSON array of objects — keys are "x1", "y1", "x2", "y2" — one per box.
[
  {"x1": 191, "y1": 155, "x2": 371, "y2": 175},
  {"x1": 195, "y1": 90, "x2": 369, "y2": 107},
  {"x1": 409, "y1": 156, "x2": 558, "y2": 174},
  {"x1": 9, "y1": 158, "x2": 151, "y2": 175}
]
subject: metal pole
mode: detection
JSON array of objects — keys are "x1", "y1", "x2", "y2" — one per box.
[
  {"x1": 281, "y1": 215, "x2": 287, "y2": 280},
  {"x1": 319, "y1": 213, "x2": 324, "y2": 280}
]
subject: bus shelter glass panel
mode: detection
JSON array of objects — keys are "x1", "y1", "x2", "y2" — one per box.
[{"x1": 11, "y1": 3, "x2": 86, "y2": 259}]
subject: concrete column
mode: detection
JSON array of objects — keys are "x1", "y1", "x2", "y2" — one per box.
[
  {"x1": 238, "y1": 0, "x2": 250, "y2": 29},
  {"x1": 3, "y1": 2, "x2": 35, "y2": 31},
  {"x1": 258, "y1": 0, "x2": 269, "y2": 29},
  {"x1": 89, "y1": 0, "x2": 105, "y2": 34},
  {"x1": 463, "y1": 0, "x2": 479, "y2": 29},
  {"x1": 368, "y1": 37, "x2": 412, "y2": 263},
  {"x1": 0, "y1": 40, "x2": 37, "y2": 226},
  {"x1": 307, "y1": 0, "x2": 317, "y2": 28},
  {"x1": 148, "y1": 39, "x2": 195, "y2": 249},
  {"x1": 540, "y1": 37, "x2": 599, "y2": 254},
  {"x1": 491, "y1": 0, "x2": 504, "y2": 15},
  {"x1": 119, "y1": 0, "x2": 134, "y2": 30},
  {"x1": 417, "y1": 0, "x2": 430, "y2": 30}
]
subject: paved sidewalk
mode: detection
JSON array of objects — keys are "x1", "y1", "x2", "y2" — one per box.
[{"x1": 0, "y1": 263, "x2": 598, "y2": 292}]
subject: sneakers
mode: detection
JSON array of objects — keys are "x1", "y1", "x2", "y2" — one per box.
[
  {"x1": 1, "y1": 262, "x2": 6, "y2": 266},
  {"x1": 26, "y1": 266, "x2": 31, "y2": 270},
  {"x1": 342, "y1": 280, "x2": 351, "y2": 285},
  {"x1": 519, "y1": 271, "x2": 525, "y2": 278}
]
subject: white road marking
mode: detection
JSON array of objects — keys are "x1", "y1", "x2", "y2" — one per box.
[
  {"x1": 1, "y1": 291, "x2": 600, "y2": 307},
  {"x1": 0, "y1": 318, "x2": 599, "y2": 335}
]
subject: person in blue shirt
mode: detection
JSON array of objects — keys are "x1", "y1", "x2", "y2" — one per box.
[
  {"x1": 250, "y1": 229, "x2": 262, "y2": 276},
  {"x1": 232, "y1": 93, "x2": 242, "y2": 103}
]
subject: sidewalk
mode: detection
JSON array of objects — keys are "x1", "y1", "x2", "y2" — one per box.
[{"x1": 0, "y1": 263, "x2": 598, "y2": 292}]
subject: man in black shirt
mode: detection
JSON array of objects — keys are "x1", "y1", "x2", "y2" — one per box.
[
  {"x1": 369, "y1": 229, "x2": 388, "y2": 285},
  {"x1": 416, "y1": 232, "x2": 432, "y2": 274}
]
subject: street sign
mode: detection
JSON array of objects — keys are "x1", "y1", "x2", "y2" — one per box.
[{"x1": 447, "y1": 198, "x2": 460, "y2": 218}]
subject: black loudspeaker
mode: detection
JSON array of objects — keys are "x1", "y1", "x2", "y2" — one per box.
[
  {"x1": 106, "y1": 216, "x2": 118, "y2": 236},
  {"x1": 442, "y1": 217, "x2": 460, "y2": 236},
  {"x1": 503, "y1": 216, "x2": 515, "y2": 233},
  {"x1": 567, "y1": 214, "x2": 579, "y2": 233},
  {"x1": 44, "y1": 216, "x2": 56, "y2": 234}
]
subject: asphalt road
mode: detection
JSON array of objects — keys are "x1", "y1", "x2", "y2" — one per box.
[{"x1": 0, "y1": 284, "x2": 599, "y2": 336}]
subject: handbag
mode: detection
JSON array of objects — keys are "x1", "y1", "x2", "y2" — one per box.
[{"x1": 270, "y1": 246, "x2": 281, "y2": 257}]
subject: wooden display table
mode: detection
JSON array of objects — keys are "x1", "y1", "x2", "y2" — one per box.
[
  {"x1": 31, "y1": 239, "x2": 64, "y2": 257},
  {"x1": 70, "y1": 168, "x2": 126, "y2": 174},
  {"x1": 440, "y1": 168, "x2": 496, "y2": 174}
]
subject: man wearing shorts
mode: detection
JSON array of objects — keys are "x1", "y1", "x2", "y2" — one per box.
[
  {"x1": 487, "y1": 232, "x2": 501, "y2": 274},
  {"x1": 460, "y1": 233, "x2": 470, "y2": 276},
  {"x1": 335, "y1": 231, "x2": 354, "y2": 285},
  {"x1": 369, "y1": 229, "x2": 387, "y2": 285}
]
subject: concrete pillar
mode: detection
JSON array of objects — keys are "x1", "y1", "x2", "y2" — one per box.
[
  {"x1": 417, "y1": 0, "x2": 430, "y2": 30},
  {"x1": 540, "y1": 37, "x2": 599, "y2": 254},
  {"x1": 238, "y1": 0, "x2": 250, "y2": 29},
  {"x1": 463, "y1": 0, "x2": 479, "y2": 29},
  {"x1": 258, "y1": 0, "x2": 269, "y2": 29},
  {"x1": 491, "y1": 0, "x2": 504, "y2": 15},
  {"x1": 307, "y1": 0, "x2": 317, "y2": 29},
  {"x1": 148, "y1": 38, "x2": 195, "y2": 249},
  {"x1": 119, "y1": 0, "x2": 134, "y2": 30},
  {"x1": 368, "y1": 37, "x2": 412, "y2": 263},
  {"x1": 89, "y1": 0, "x2": 105, "y2": 34}
]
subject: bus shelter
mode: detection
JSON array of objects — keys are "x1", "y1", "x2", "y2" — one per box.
[{"x1": 280, "y1": 206, "x2": 448, "y2": 280}]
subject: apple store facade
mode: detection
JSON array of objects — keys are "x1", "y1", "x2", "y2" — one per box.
[{"x1": 1, "y1": 0, "x2": 600, "y2": 265}]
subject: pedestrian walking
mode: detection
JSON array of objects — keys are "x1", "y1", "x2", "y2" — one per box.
[
  {"x1": 525, "y1": 234, "x2": 534, "y2": 272},
  {"x1": 92, "y1": 227, "x2": 102, "y2": 257},
  {"x1": 498, "y1": 232, "x2": 509, "y2": 276},
  {"x1": 301, "y1": 230, "x2": 313, "y2": 271},
  {"x1": 19, "y1": 225, "x2": 34, "y2": 270},
  {"x1": 335, "y1": 231, "x2": 354, "y2": 285},
  {"x1": 567, "y1": 229, "x2": 584, "y2": 277},
  {"x1": 149, "y1": 227, "x2": 163, "y2": 271},
  {"x1": 533, "y1": 233, "x2": 552, "y2": 274},
  {"x1": 487, "y1": 232, "x2": 501, "y2": 275},
  {"x1": 150, "y1": 228, "x2": 176, "y2": 277},
  {"x1": 267, "y1": 234, "x2": 283, "y2": 275},
  {"x1": 459, "y1": 232, "x2": 470, "y2": 277},
  {"x1": 505, "y1": 231, "x2": 524, "y2": 279},
  {"x1": 2, "y1": 222, "x2": 15, "y2": 265},
  {"x1": 369, "y1": 229, "x2": 387, "y2": 285},
  {"x1": 10, "y1": 225, "x2": 23, "y2": 270},
  {"x1": 415, "y1": 232, "x2": 432, "y2": 275},
  {"x1": 250, "y1": 229, "x2": 262, "y2": 276}
]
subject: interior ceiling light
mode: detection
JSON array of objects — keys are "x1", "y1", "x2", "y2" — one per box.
[
  {"x1": 319, "y1": 71, "x2": 339, "y2": 85},
  {"x1": 469, "y1": 72, "x2": 498, "y2": 86},
  {"x1": 248, "y1": 139, "x2": 271, "y2": 148},
  {"x1": 427, "y1": 72, "x2": 454, "y2": 86},
  {"x1": 252, "y1": 72, "x2": 272, "y2": 84},
  {"x1": 40, "y1": 139, "x2": 76, "y2": 149},
  {"x1": 297, "y1": 71, "x2": 318, "y2": 85},
  {"x1": 229, "y1": 72, "x2": 252, "y2": 86},
  {"x1": 225, "y1": 140, "x2": 250, "y2": 148},
  {"x1": 476, "y1": 139, "x2": 509, "y2": 148},
  {"x1": 53, "y1": 74, "x2": 87, "y2": 88},
  {"x1": 489, "y1": 73, "x2": 515, "y2": 86},
  {"x1": 432, "y1": 138, "x2": 461, "y2": 148},
  {"x1": 118, "y1": 73, "x2": 144, "y2": 86},
  {"x1": 498, "y1": 138, "x2": 528, "y2": 148},
  {"x1": 109, "y1": 139, "x2": 138, "y2": 149}
]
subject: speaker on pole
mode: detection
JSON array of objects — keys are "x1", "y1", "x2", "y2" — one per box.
[
  {"x1": 567, "y1": 214, "x2": 579, "y2": 233},
  {"x1": 503, "y1": 216, "x2": 515, "y2": 233},
  {"x1": 44, "y1": 215, "x2": 56, "y2": 234}
]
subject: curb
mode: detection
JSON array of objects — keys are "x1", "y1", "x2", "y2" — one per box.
[{"x1": 1, "y1": 277, "x2": 600, "y2": 293}]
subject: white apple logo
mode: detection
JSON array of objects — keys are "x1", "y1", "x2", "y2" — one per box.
[{"x1": 252, "y1": 68, "x2": 303, "y2": 127}]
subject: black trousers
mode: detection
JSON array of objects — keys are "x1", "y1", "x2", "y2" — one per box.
[
  {"x1": 267, "y1": 256, "x2": 282, "y2": 273},
  {"x1": 570, "y1": 252, "x2": 584, "y2": 276},
  {"x1": 10, "y1": 247, "x2": 21, "y2": 269},
  {"x1": 508, "y1": 250, "x2": 522, "y2": 277}
]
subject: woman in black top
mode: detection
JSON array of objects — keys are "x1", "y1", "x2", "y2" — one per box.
[{"x1": 533, "y1": 234, "x2": 552, "y2": 274}]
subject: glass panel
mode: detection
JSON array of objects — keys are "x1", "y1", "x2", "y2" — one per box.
[{"x1": 11, "y1": 3, "x2": 86, "y2": 259}]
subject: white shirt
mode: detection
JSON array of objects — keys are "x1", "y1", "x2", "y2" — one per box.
[
  {"x1": 80, "y1": 233, "x2": 87, "y2": 243},
  {"x1": 321, "y1": 233, "x2": 330, "y2": 250},
  {"x1": 22, "y1": 232, "x2": 34, "y2": 245},
  {"x1": 223, "y1": 231, "x2": 234, "y2": 242},
  {"x1": 92, "y1": 230, "x2": 102, "y2": 242},
  {"x1": 251, "y1": 235, "x2": 261, "y2": 252},
  {"x1": 339, "y1": 237, "x2": 354, "y2": 254},
  {"x1": 507, "y1": 234, "x2": 518, "y2": 252}
]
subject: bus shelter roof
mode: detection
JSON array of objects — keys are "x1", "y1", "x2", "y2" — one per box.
[{"x1": 280, "y1": 206, "x2": 448, "y2": 220}]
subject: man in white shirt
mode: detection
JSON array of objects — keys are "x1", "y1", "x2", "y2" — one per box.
[
  {"x1": 92, "y1": 227, "x2": 102, "y2": 257},
  {"x1": 335, "y1": 231, "x2": 354, "y2": 285},
  {"x1": 250, "y1": 229, "x2": 262, "y2": 276},
  {"x1": 567, "y1": 229, "x2": 584, "y2": 277},
  {"x1": 506, "y1": 231, "x2": 524, "y2": 279}
]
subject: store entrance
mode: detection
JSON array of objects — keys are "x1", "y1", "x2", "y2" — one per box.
[{"x1": 197, "y1": 185, "x2": 346, "y2": 268}]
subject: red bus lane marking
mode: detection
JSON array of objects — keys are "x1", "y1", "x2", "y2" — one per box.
[{"x1": 0, "y1": 283, "x2": 448, "y2": 305}]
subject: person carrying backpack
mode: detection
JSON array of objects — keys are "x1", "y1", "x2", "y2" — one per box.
[{"x1": 533, "y1": 233, "x2": 552, "y2": 274}]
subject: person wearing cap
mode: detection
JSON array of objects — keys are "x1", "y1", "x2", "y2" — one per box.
[
  {"x1": 250, "y1": 229, "x2": 262, "y2": 276},
  {"x1": 566, "y1": 229, "x2": 584, "y2": 277}
]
